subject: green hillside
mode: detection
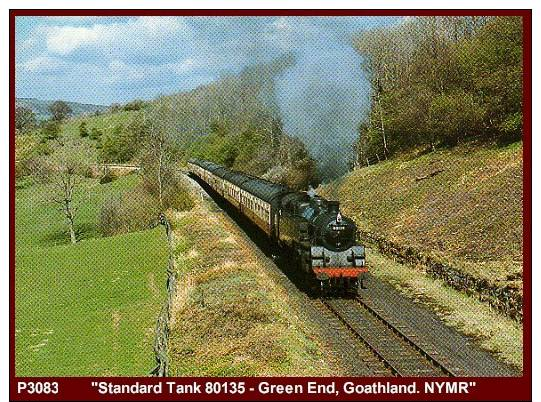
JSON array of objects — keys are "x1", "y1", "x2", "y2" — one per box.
[
  {"x1": 15, "y1": 174, "x2": 169, "y2": 376},
  {"x1": 320, "y1": 141, "x2": 523, "y2": 287}
]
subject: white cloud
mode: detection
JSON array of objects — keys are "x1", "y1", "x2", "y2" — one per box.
[
  {"x1": 166, "y1": 58, "x2": 197, "y2": 75},
  {"x1": 16, "y1": 55, "x2": 65, "y2": 72},
  {"x1": 44, "y1": 17, "x2": 194, "y2": 56},
  {"x1": 105, "y1": 59, "x2": 146, "y2": 84},
  {"x1": 46, "y1": 25, "x2": 101, "y2": 54},
  {"x1": 16, "y1": 16, "x2": 399, "y2": 104}
]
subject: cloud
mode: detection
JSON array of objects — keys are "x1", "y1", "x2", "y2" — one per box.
[
  {"x1": 16, "y1": 55, "x2": 66, "y2": 73},
  {"x1": 46, "y1": 25, "x2": 101, "y2": 54},
  {"x1": 16, "y1": 16, "x2": 400, "y2": 104},
  {"x1": 43, "y1": 17, "x2": 194, "y2": 57}
]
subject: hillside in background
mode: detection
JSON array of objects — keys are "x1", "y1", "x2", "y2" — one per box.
[
  {"x1": 16, "y1": 97, "x2": 109, "y2": 121},
  {"x1": 17, "y1": 58, "x2": 317, "y2": 191},
  {"x1": 354, "y1": 16, "x2": 522, "y2": 165},
  {"x1": 146, "y1": 59, "x2": 317, "y2": 190},
  {"x1": 319, "y1": 141, "x2": 523, "y2": 290}
]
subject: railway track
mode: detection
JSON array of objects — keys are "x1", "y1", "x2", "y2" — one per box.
[{"x1": 319, "y1": 297, "x2": 458, "y2": 377}]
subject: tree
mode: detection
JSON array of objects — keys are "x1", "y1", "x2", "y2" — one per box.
[
  {"x1": 110, "y1": 103, "x2": 122, "y2": 113},
  {"x1": 15, "y1": 106, "x2": 37, "y2": 133},
  {"x1": 354, "y1": 16, "x2": 521, "y2": 162},
  {"x1": 33, "y1": 143, "x2": 94, "y2": 243},
  {"x1": 98, "y1": 116, "x2": 148, "y2": 163},
  {"x1": 79, "y1": 121, "x2": 89, "y2": 137},
  {"x1": 141, "y1": 106, "x2": 179, "y2": 209},
  {"x1": 49, "y1": 100, "x2": 72, "y2": 122},
  {"x1": 40, "y1": 121, "x2": 61, "y2": 142}
]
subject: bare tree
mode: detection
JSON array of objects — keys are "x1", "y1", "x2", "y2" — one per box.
[
  {"x1": 32, "y1": 143, "x2": 93, "y2": 244},
  {"x1": 52, "y1": 165, "x2": 79, "y2": 244},
  {"x1": 141, "y1": 105, "x2": 179, "y2": 209}
]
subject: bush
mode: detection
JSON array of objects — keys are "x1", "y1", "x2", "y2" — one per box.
[
  {"x1": 163, "y1": 179, "x2": 195, "y2": 211},
  {"x1": 498, "y1": 112, "x2": 522, "y2": 143},
  {"x1": 99, "y1": 185, "x2": 161, "y2": 237},
  {"x1": 16, "y1": 106, "x2": 37, "y2": 133},
  {"x1": 110, "y1": 103, "x2": 122, "y2": 113},
  {"x1": 99, "y1": 170, "x2": 116, "y2": 184},
  {"x1": 98, "y1": 124, "x2": 139, "y2": 163},
  {"x1": 25, "y1": 156, "x2": 55, "y2": 183},
  {"x1": 40, "y1": 121, "x2": 60, "y2": 142},
  {"x1": 89, "y1": 127, "x2": 103, "y2": 140},
  {"x1": 123, "y1": 99, "x2": 146, "y2": 111},
  {"x1": 49, "y1": 100, "x2": 72, "y2": 122},
  {"x1": 79, "y1": 121, "x2": 89, "y2": 137},
  {"x1": 429, "y1": 90, "x2": 486, "y2": 146}
]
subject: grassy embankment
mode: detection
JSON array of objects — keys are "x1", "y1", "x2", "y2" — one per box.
[
  {"x1": 166, "y1": 180, "x2": 336, "y2": 376},
  {"x1": 322, "y1": 141, "x2": 523, "y2": 286},
  {"x1": 320, "y1": 141, "x2": 523, "y2": 369},
  {"x1": 15, "y1": 174, "x2": 168, "y2": 376}
]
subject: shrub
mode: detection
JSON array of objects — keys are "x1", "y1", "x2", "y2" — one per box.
[
  {"x1": 79, "y1": 121, "x2": 89, "y2": 137},
  {"x1": 123, "y1": 99, "x2": 146, "y2": 111},
  {"x1": 163, "y1": 180, "x2": 195, "y2": 211},
  {"x1": 25, "y1": 156, "x2": 55, "y2": 183},
  {"x1": 49, "y1": 100, "x2": 72, "y2": 122},
  {"x1": 89, "y1": 127, "x2": 103, "y2": 140},
  {"x1": 40, "y1": 121, "x2": 60, "y2": 142},
  {"x1": 98, "y1": 124, "x2": 139, "y2": 163},
  {"x1": 99, "y1": 185, "x2": 162, "y2": 237},
  {"x1": 98, "y1": 196, "x2": 123, "y2": 237},
  {"x1": 15, "y1": 106, "x2": 37, "y2": 133},
  {"x1": 99, "y1": 170, "x2": 116, "y2": 184},
  {"x1": 498, "y1": 112, "x2": 522, "y2": 143},
  {"x1": 110, "y1": 103, "x2": 122, "y2": 113}
]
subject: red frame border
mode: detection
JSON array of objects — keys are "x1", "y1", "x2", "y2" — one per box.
[{"x1": 9, "y1": 9, "x2": 532, "y2": 402}]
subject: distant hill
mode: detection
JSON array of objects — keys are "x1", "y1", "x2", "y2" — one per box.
[{"x1": 16, "y1": 98, "x2": 109, "y2": 121}]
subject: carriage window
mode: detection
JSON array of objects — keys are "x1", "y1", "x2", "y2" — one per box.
[{"x1": 301, "y1": 207, "x2": 316, "y2": 220}]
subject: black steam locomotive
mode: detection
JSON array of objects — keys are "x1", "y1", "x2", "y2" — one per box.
[{"x1": 187, "y1": 159, "x2": 368, "y2": 293}]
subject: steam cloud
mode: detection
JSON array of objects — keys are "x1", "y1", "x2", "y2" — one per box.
[
  {"x1": 274, "y1": 41, "x2": 370, "y2": 181},
  {"x1": 211, "y1": 17, "x2": 377, "y2": 180}
]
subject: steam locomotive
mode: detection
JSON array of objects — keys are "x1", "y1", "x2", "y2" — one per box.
[{"x1": 187, "y1": 159, "x2": 368, "y2": 293}]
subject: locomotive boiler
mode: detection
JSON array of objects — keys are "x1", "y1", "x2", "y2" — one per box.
[{"x1": 187, "y1": 159, "x2": 368, "y2": 293}]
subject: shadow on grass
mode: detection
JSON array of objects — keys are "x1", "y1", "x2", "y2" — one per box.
[{"x1": 42, "y1": 222, "x2": 101, "y2": 246}]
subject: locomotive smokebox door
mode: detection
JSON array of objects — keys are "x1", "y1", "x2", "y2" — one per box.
[{"x1": 327, "y1": 201, "x2": 340, "y2": 214}]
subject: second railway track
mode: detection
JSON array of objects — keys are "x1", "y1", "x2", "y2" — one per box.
[{"x1": 319, "y1": 297, "x2": 459, "y2": 377}]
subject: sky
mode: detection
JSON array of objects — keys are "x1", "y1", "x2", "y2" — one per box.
[{"x1": 15, "y1": 16, "x2": 401, "y2": 105}]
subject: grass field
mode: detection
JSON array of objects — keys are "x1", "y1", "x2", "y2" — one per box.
[
  {"x1": 16, "y1": 174, "x2": 139, "y2": 248},
  {"x1": 59, "y1": 110, "x2": 138, "y2": 140},
  {"x1": 320, "y1": 141, "x2": 523, "y2": 286},
  {"x1": 15, "y1": 174, "x2": 168, "y2": 376}
]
